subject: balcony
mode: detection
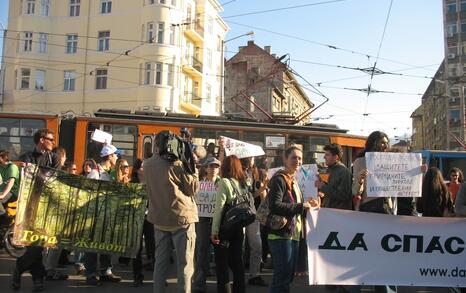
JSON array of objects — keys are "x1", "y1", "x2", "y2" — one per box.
[
  {"x1": 182, "y1": 56, "x2": 203, "y2": 79},
  {"x1": 180, "y1": 92, "x2": 202, "y2": 114},
  {"x1": 184, "y1": 20, "x2": 204, "y2": 44}
]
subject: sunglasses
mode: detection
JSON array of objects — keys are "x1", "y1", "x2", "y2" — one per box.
[
  {"x1": 43, "y1": 137, "x2": 54, "y2": 142},
  {"x1": 208, "y1": 164, "x2": 220, "y2": 168},
  {"x1": 121, "y1": 165, "x2": 130, "y2": 168}
]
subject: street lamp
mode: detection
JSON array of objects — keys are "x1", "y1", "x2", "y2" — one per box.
[{"x1": 220, "y1": 31, "x2": 255, "y2": 114}]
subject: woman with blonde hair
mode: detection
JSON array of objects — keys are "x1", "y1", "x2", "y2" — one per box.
[{"x1": 113, "y1": 159, "x2": 130, "y2": 184}]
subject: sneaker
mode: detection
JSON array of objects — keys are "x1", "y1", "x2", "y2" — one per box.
[
  {"x1": 86, "y1": 276, "x2": 102, "y2": 286},
  {"x1": 32, "y1": 277, "x2": 44, "y2": 292},
  {"x1": 11, "y1": 269, "x2": 21, "y2": 290},
  {"x1": 131, "y1": 274, "x2": 144, "y2": 287},
  {"x1": 248, "y1": 276, "x2": 268, "y2": 287},
  {"x1": 46, "y1": 271, "x2": 69, "y2": 281},
  {"x1": 100, "y1": 273, "x2": 121, "y2": 283}
]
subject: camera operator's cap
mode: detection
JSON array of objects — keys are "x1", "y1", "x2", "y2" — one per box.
[
  {"x1": 180, "y1": 127, "x2": 191, "y2": 136},
  {"x1": 204, "y1": 157, "x2": 221, "y2": 167},
  {"x1": 100, "y1": 144, "x2": 120, "y2": 157}
]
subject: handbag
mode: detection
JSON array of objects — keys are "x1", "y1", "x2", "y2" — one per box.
[
  {"x1": 220, "y1": 179, "x2": 256, "y2": 234},
  {"x1": 256, "y1": 171, "x2": 293, "y2": 230}
]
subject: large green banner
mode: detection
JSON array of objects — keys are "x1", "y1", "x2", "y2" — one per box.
[{"x1": 13, "y1": 164, "x2": 148, "y2": 257}]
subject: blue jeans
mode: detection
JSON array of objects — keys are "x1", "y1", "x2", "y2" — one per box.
[{"x1": 268, "y1": 239, "x2": 299, "y2": 293}]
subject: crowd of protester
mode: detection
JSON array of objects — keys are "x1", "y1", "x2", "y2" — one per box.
[{"x1": 0, "y1": 128, "x2": 464, "y2": 293}]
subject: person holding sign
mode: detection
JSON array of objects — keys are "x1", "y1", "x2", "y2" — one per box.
[
  {"x1": 192, "y1": 157, "x2": 221, "y2": 293},
  {"x1": 315, "y1": 144, "x2": 353, "y2": 210},
  {"x1": 352, "y1": 131, "x2": 393, "y2": 214},
  {"x1": 267, "y1": 146, "x2": 319, "y2": 293}
]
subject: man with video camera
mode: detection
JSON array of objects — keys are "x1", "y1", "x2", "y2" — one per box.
[{"x1": 145, "y1": 130, "x2": 199, "y2": 293}]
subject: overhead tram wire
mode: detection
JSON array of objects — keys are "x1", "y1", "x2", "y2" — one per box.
[
  {"x1": 222, "y1": 0, "x2": 346, "y2": 19},
  {"x1": 226, "y1": 20, "x2": 431, "y2": 71},
  {"x1": 291, "y1": 59, "x2": 436, "y2": 81},
  {"x1": 363, "y1": 0, "x2": 394, "y2": 108}
]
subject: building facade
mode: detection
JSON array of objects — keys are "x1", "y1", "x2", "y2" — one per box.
[
  {"x1": 224, "y1": 41, "x2": 314, "y2": 124},
  {"x1": 0, "y1": 0, "x2": 228, "y2": 115},
  {"x1": 442, "y1": 0, "x2": 466, "y2": 149},
  {"x1": 411, "y1": 63, "x2": 449, "y2": 150}
]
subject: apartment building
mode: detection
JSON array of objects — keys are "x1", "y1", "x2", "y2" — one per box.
[
  {"x1": 224, "y1": 41, "x2": 314, "y2": 124},
  {"x1": 0, "y1": 0, "x2": 228, "y2": 115}
]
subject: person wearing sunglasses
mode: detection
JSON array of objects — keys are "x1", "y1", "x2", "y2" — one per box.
[
  {"x1": 12, "y1": 129, "x2": 61, "y2": 292},
  {"x1": 113, "y1": 159, "x2": 130, "y2": 184}
]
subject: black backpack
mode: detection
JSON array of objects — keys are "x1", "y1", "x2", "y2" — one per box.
[{"x1": 157, "y1": 130, "x2": 196, "y2": 174}]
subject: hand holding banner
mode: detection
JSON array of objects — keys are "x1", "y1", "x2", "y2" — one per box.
[
  {"x1": 221, "y1": 136, "x2": 265, "y2": 159},
  {"x1": 365, "y1": 152, "x2": 422, "y2": 197}
]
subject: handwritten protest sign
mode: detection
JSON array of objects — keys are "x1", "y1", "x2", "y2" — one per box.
[
  {"x1": 268, "y1": 164, "x2": 318, "y2": 200},
  {"x1": 365, "y1": 152, "x2": 422, "y2": 197},
  {"x1": 221, "y1": 136, "x2": 265, "y2": 159},
  {"x1": 14, "y1": 165, "x2": 147, "y2": 257},
  {"x1": 195, "y1": 180, "x2": 217, "y2": 217}
]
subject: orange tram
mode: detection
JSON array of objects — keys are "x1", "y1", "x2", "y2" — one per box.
[{"x1": 0, "y1": 110, "x2": 366, "y2": 172}]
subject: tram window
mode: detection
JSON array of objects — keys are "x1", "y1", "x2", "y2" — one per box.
[
  {"x1": 288, "y1": 135, "x2": 330, "y2": 167},
  {"x1": 191, "y1": 129, "x2": 239, "y2": 157},
  {"x1": 0, "y1": 118, "x2": 45, "y2": 160},
  {"x1": 143, "y1": 136, "x2": 153, "y2": 159},
  {"x1": 86, "y1": 123, "x2": 138, "y2": 164},
  {"x1": 243, "y1": 132, "x2": 264, "y2": 147}
]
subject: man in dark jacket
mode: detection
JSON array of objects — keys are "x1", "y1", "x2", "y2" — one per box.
[
  {"x1": 315, "y1": 144, "x2": 353, "y2": 210},
  {"x1": 12, "y1": 129, "x2": 60, "y2": 292}
]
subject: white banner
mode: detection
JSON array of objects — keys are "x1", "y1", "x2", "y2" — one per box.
[
  {"x1": 307, "y1": 208, "x2": 466, "y2": 287},
  {"x1": 366, "y1": 152, "x2": 422, "y2": 197},
  {"x1": 268, "y1": 164, "x2": 318, "y2": 200},
  {"x1": 221, "y1": 136, "x2": 265, "y2": 159},
  {"x1": 195, "y1": 180, "x2": 217, "y2": 217}
]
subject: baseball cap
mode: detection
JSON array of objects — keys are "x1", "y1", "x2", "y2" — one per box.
[
  {"x1": 100, "y1": 144, "x2": 119, "y2": 157},
  {"x1": 203, "y1": 157, "x2": 221, "y2": 167}
]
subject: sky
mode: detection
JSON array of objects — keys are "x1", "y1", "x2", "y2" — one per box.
[{"x1": 0, "y1": 0, "x2": 444, "y2": 138}]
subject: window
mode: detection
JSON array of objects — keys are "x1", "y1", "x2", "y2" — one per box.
[
  {"x1": 144, "y1": 63, "x2": 152, "y2": 85},
  {"x1": 462, "y1": 21, "x2": 466, "y2": 33},
  {"x1": 448, "y1": 44, "x2": 458, "y2": 55},
  {"x1": 462, "y1": 0, "x2": 466, "y2": 11},
  {"x1": 206, "y1": 84, "x2": 212, "y2": 103},
  {"x1": 169, "y1": 24, "x2": 175, "y2": 45},
  {"x1": 450, "y1": 109, "x2": 461, "y2": 122},
  {"x1": 38, "y1": 33, "x2": 47, "y2": 53},
  {"x1": 20, "y1": 68, "x2": 31, "y2": 89},
  {"x1": 147, "y1": 22, "x2": 154, "y2": 43},
  {"x1": 95, "y1": 69, "x2": 108, "y2": 89},
  {"x1": 23, "y1": 32, "x2": 33, "y2": 52},
  {"x1": 449, "y1": 64, "x2": 459, "y2": 76},
  {"x1": 0, "y1": 118, "x2": 46, "y2": 160},
  {"x1": 448, "y1": 3, "x2": 457, "y2": 13},
  {"x1": 35, "y1": 69, "x2": 45, "y2": 90},
  {"x1": 167, "y1": 64, "x2": 173, "y2": 86},
  {"x1": 160, "y1": 0, "x2": 166, "y2": 4},
  {"x1": 448, "y1": 22, "x2": 458, "y2": 35},
  {"x1": 171, "y1": 0, "x2": 176, "y2": 6},
  {"x1": 207, "y1": 16, "x2": 213, "y2": 34},
  {"x1": 66, "y1": 34, "x2": 78, "y2": 53},
  {"x1": 64, "y1": 71, "x2": 76, "y2": 91},
  {"x1": 101, "y1": 0, "x2": 112, "y2": 14},
  {"x1": 40, "y1": 0, "x2": 49, "y2": 16},
  {"x1": 157, "y1": 22, "x2": 164, "y2": 44},
  {"x1": 98, "y1": 31, "x2": 110, "y2": 51},
  {"x1": 207, "y1": 49, "x2": 212, "y2": 68},
  {"x1": 70, "y1": 0, "x2": 80, "y2": 17},
  {"x1": 148, "y1": 0, "x2": 155, "y2": 4},
  {"x1": 451, "y1": 87, "x2": 460, "y2": 97},
  {"x1": 26, "y1": 0, "x2": 35, "y2": 15},
  {"x1": 155, "y1": 63, "x2": 163, "y2": 85}
]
